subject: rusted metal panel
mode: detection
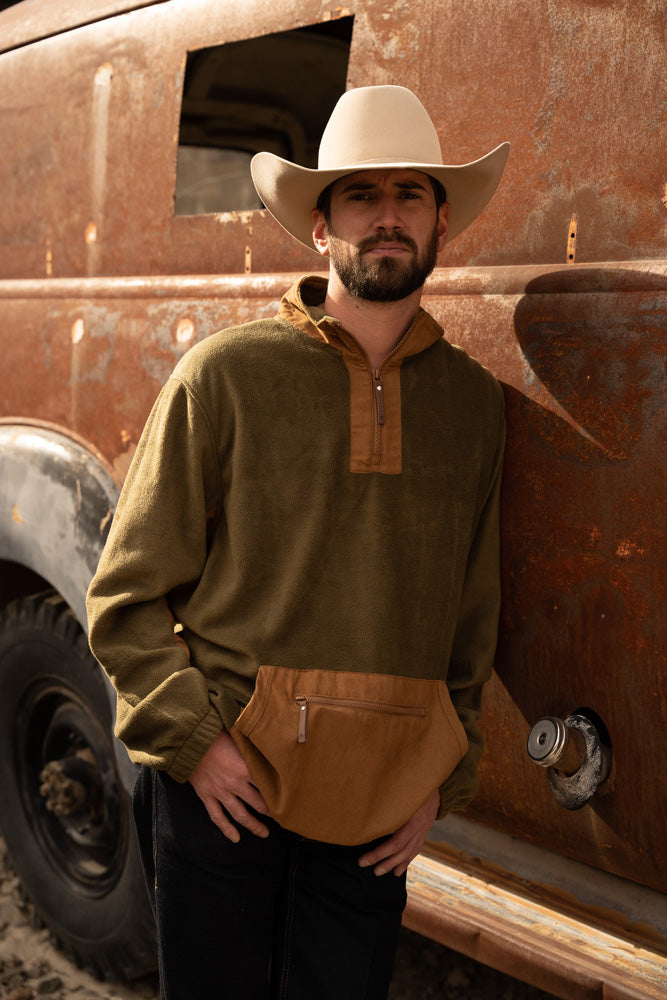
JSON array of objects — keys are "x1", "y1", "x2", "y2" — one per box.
[
  {"x1": 0, "y1": 0, "x2": 664, "y2": 279},
  {"x1": 0, "y1": 277, "x2": 289, "y2": 476},
  {"x1": 426, "y1": 263, "x2": 667, "y2": 896},
  {"x1": 0, "y1": 0, "x2": 171, "y2": 54}
]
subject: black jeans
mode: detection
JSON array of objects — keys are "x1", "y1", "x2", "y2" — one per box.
[{"x1": 133, "y1": 768, "x2": 407, "y2": 1000}]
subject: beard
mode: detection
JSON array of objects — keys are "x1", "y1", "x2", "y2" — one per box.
[{"x1": 327, "y1": 224, "x2": 440, "y2": 302}]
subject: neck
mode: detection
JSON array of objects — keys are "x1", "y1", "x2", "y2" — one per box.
[{"x1": 323, "y1": 270, "x2": 423, "y2": 369}]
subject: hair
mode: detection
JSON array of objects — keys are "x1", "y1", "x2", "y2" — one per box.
[
  {"x1": 315, "y1": 175, "x2": 447, "y2": 223},
  {"x1": 429, "y1": 176, "x2": 448, "y2": 208}
]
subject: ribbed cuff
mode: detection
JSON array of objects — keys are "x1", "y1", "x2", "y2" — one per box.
[
  {"x1": 437, "y1": 768, "x2": 478, "y2": 818},
  {"x1": 167, "y1": 705, "x2": 223, "y2": 783}
]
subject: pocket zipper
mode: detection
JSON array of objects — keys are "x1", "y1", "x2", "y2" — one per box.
[{"x1": 295, "y1": 694, "x2": 427, "y2": 744}]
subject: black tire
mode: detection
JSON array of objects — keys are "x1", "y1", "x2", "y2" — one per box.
[{"x1": 0, "y1": 591, "x2": 156, "y2": 980}]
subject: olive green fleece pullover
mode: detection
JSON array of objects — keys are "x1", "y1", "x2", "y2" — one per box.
[{"x1": 86, "y1": 275, "x2": 505, "y2": 825}]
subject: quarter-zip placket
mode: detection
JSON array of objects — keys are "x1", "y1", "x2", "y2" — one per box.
[
  {"x1": 301, "y1": 297, "x2": 439, "y2": 474},
  {"x1": 368, "y1": 316, "x2": 417, "y2": 461}
]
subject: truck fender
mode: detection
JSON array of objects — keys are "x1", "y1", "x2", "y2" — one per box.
[
  {"x1": 0, "y1": 423, "x2": 119, "y2": 625},
  {"x1": 0, "y1": 423, "x2": 137, "y2": 790}
]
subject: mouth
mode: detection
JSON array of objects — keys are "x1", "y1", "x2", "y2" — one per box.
[
  {"x1": 362, "y1": 242, "x2": 412, "y2": 257},
  {"x1": 359, "y1": 233, "x2": 418, "y2": 257}
]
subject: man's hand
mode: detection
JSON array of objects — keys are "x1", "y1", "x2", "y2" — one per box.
[
  {"x1": 357, "y1": 789, "x2": 440, "y2": 877},
  {"x1": 189, "y1": 731, "x2": 271, "y2": 842}
]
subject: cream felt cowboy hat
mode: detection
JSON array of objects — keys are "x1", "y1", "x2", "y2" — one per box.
[{"x1": 251, "y1": 85, "x2": 510, "y2": 252}]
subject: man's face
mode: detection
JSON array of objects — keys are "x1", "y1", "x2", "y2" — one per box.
[{"x1": 313, "y1": 170, "x2": 449, "y2": 302}]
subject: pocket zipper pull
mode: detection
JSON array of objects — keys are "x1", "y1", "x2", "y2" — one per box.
[{"x1": 296, "y1": 696, "x2": 308, "y2": 743}]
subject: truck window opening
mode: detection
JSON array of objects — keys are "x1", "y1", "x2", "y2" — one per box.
[{"x1": 174, "y1": 17, "x2": 354, "y2": 216}]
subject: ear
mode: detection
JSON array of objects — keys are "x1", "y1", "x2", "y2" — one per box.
[
  {"x1": 312, "y1": 208, "x2": 330, "y2": 257},
  {"x1": 437, "y1": 202, "x2": 449, "y2": 251}
]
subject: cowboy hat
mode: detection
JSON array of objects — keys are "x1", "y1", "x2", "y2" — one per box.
[{"x1": 251, "y1": 85, "x2": 510, "y2": 252}]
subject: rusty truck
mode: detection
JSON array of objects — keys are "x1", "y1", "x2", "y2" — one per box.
[{"x1": 0, "y1": 0, "x2": 665, "y2": 995}]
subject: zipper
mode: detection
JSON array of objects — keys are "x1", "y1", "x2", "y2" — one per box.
[
  {"x1": 367, "y1": 316, "x2": 418, "y2": 459},
  {"x1": 372, "y1": 369, "x2": 385, "y2": 455},
  {"x1": 295, "y1": 694, "x2": 426, "y2": 744}
]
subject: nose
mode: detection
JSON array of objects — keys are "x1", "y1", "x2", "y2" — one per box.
[{"x1": 373, "y1": 192, "x2": 403, "y2": 231}]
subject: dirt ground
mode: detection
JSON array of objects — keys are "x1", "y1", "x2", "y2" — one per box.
[{"x1": 0, "y1": 838, "x2": 557, "y2": 1000}]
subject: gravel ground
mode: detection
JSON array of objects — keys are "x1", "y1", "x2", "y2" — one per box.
[{"x1": 0, "y1": 838, "x2": 557, "y2": 1000}]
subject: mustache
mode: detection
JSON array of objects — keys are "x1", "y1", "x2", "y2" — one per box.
[{"x1": 357, "y1": 229, "x2": 418, "y2": 254}]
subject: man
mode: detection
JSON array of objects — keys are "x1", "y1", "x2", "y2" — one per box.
[{"x1": 87, "y1": 85, "x2": 509, "y2": 999}]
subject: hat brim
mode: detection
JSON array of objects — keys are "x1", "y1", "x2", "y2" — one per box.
[{"x1": 251, "y1": 142, "x2": 510, "y2": 253}]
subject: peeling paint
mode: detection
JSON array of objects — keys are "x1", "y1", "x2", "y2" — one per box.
[
  {"x1": 88, "y1": 62, "x2": 113, "y2": 275},
  {"x1": 71, "y1": 317, "x2": 85, "y2": 344},
  {"x1": 616, "y1": 540, "x2": 646, "y2": 558},
  {"x1": 94, "y1": 61, "x2": 113, "y2": 87},
  {"x1": 215, "y1": 210, "x2": 256, "y2": 225},
  {"x1": 176, "y1": 317, "x2": 194, "y2": 344},
  {"x1": 322, "y1": 6, "x2": 353, "y2": 19},
  {"x1": 566, "y1": 213, "x2": 577, "y2": 263}
]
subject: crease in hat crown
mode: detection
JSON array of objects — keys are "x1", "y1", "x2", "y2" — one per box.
[
  {"x1": 251, "y1": 85, "x2": 510, "y2": 253},
  {"x1": 316, "y1": 86, "x2": 443, "y2": 169}
]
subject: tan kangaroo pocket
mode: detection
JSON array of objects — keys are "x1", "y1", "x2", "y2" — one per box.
[{"x1": 230, "y1": 665, "x2": 468, "y2": 845}]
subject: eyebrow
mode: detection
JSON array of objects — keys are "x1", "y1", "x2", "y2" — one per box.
[{"x1": 339, "y1": 178, "x2": 429, "y2": 194}]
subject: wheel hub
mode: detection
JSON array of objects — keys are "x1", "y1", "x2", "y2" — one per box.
[
  {"x1": 15, "y1": 678, "x2": 124, "y2": 891},
  {"x1": 39, "y1": 748, "x2": 103, "y2": 821}
]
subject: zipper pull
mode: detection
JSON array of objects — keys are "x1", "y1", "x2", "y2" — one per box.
[
  {"x1": 296, "y1": 696, "x2": 308, "y2": 743},
  {"x1": 372, "y1": 370, "x2": 385, "y2": 425}
]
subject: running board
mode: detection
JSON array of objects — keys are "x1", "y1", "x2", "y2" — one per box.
[{"x1": 405, "y1": 848, "x2": 667, "y2": 1000}]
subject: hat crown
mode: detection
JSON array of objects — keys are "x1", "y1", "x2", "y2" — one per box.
[{"x1": 318, "y1": 85, "x2": 443, "y2": 170}]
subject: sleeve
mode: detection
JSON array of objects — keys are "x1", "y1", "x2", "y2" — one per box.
[
  {"x1": 86, "y1": 373, "x2": 226, "y2": 781},
  {"x1": 438, "y1": 386, "x2": 505, "y2": 817}
]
